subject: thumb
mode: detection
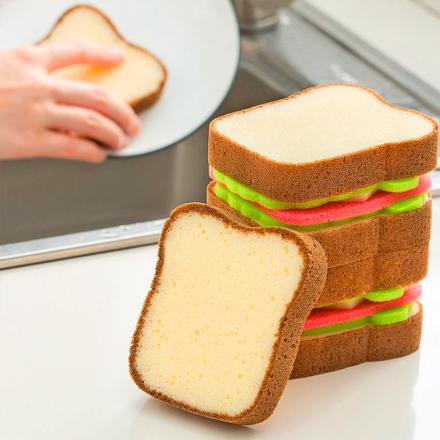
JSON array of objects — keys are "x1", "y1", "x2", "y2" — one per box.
[{"x1": 36, "y1": 42, "x2": 124, "y2": 71}]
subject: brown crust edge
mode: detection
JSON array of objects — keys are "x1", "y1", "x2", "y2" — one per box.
[
  {"x1": 291, "y1": 302, "x2": 422, "y2": 378},
  {"x1": 38, "y1": 3, "x2": 167, "y2": 111},
  {"x1": 129, "y1": 202, "x2": 327, "y2": 424},
  {"x1": 208, "y1": 84, "x2": 438, "y2": 202},
  {"x1": 207, "y1": 187, "x2": 430, "y2": 306},
  {"x1": 320, "y1": 246, "x2": 429, "y2": 306}
]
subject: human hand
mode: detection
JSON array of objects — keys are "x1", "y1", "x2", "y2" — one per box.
[{"x1": 0, "y1": 43, "x2": 141, "y2": 162}]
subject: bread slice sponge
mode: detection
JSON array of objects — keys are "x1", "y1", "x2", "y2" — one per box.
[
  {"x1": 209, "y1": 84, "x2": 438, "y2": 202},
  {"x1": 40, "y1": 5, "x2": 166, "y2": 111},
  {"x1": 129, "y1": 203, "x2": 327, "y2": 424}
]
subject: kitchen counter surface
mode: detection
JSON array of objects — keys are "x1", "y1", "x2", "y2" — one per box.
[{"x1": 1, "y1": 201, "x2": 439, "y2": 440}]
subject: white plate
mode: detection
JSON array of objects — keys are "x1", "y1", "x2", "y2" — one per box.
[{"x1": 0, "y1": 0, "x2": 240, "y2": 156}]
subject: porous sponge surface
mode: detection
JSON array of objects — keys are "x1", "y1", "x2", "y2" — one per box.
[
  {"x1": 44, "y1": 6, "x2": 165, "y2": 104},
  {"x1": 214, "y1": 84, "x2": 434, "y2": 164},
  {"x1": 135, "y1": 212, "x2": 304, "y2": 416}
]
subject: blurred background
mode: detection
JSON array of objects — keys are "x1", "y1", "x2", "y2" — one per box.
[{"x1": 1, "y1": 0, "x2": 439, "y2": 268}]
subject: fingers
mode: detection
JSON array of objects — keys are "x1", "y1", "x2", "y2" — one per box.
[
  {"x1": 51, "y1": 79, "x2": 141, "y2": 136},
  {"x1": 45, "y1": 104, "x2": 128, "y2": 150},
  {"x1": 40, "y1": 131, "x2": 107, "y2": 163},
  {"x1": 36, "y1": 42, "x2": 124, "y2": 71}
]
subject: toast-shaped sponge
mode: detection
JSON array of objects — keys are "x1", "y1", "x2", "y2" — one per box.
[
  {"x1": 209, "y1": 84, "x2": 438, "y2": 202},
  {"x1": 40, "y1": 5, "x2": 166, "y2": 112},
  {"x1": 129, "y1": 203, "x2": 326, "y2": 424},
  {"x1": 292, "y1": 302, "x2": 422, "y2": 378}
]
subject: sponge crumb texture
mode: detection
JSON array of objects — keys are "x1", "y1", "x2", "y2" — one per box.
[
  {"x1": 209, "y1": 84, "x2": 438, "y2": 202},
  {"x1": 137, "y1": 213, "x2": 303, "y2": 414},
  {"x1": 129, "y1": 203, "x2": 327, "y2": 424}
]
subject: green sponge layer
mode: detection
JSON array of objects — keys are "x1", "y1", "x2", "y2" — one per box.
[
  {"x1": 302, "y1": 303, "x2": 414, "y2": 337},
  {"x1": 213, "y1": 182, "x2": 427, "y2": 232},
  {"x1": 364, "y1": 287, "x2": 405, "y2": 302},
  {"x1": 212, "y1": 168, "x2": 420, "y2": 210}
]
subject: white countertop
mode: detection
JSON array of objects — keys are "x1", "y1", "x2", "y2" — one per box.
[{"x1": 1, "y1": 201, "x2": 440, "y2": 440}]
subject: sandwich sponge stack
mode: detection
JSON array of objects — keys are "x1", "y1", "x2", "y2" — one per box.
[
  {"x1": 130, "y1": 85, "x2": 436, "y2": 424},
  {"x1": 207, "y1": 84, "x2": 438, "y2": 377}
]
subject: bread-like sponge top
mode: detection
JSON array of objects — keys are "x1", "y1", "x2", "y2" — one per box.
[
  {"x1": 129, "y1": 203, "x2": 326, "y2": 424},
  {"x1": 40, "y1": 5, "x2": 166, "y2": 111},
  {"x1": 213, "y1": 84, "x2": 435, "y2": 164}
]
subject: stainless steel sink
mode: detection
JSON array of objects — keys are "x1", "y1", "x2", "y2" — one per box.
[
  {"x1": 0, "y1": 65, "x2": 285, "y2": 268},
  {"x1": 2, "y1": 4, "x2": 439, "y2": 268}
]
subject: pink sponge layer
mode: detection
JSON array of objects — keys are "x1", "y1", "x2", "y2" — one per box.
[
  {"x1": 304, "y1": 284, "x2": 421, "y2": 330},
  {"x1": 257, "y1": 175, "x2": 430, "y2": 226}
]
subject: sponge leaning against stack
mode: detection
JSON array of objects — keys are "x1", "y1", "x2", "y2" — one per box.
[
  {"x1": 130, "y1": 203, "x2": 327, "y2": 424},
  {"x1": 207, "y1": 84, "x2": 438, "y2": 377}
]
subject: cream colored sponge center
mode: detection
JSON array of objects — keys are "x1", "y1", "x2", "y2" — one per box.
[
  {"x1": 135, "y1": 212, "x2": 304, "y2": 416},
  {"x1": 42, "y1": 6, "x2": 165, "y2": 105},
  {"x1": 213, "y1": 84, "x2": 434, "y2": 164}
]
